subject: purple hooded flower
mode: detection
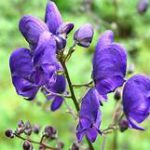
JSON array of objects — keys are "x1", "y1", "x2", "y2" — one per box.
[
  {"x1": 123, "y1": 75, "x2": 150, "y2": 130},
  {"x1": 19, "y1": 1, "x2": 74, "y2": 51},
  {"x1": 137, "y1": 0, "x2": 149, "y2": 14},
  {"x1": 10, "y1": 2, "x2": 68, "y2": 106},
  {"x1": 9, "y1": 48, "x2": 39, "y2": 100},
  {"x1": 76, "y1": 88, "x2": 101, "y2": 142},
  {"x1": 74, "y1": 24, "x2": 94, "y2": 47},
  {"x1": 92, "y1": 30, "x2": 127, "y2": 97},
  {"x1": 9, "y1": 32, "x2": 57, "y2": 100}
]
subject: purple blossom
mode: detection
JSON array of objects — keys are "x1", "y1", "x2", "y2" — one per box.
[
  {"x1": 10, "y1": 2, "x2": 68, "y2": 107},
  {"x1": 123, "y1": 75, "x2": 150, "y2": 130},
  {"x1": 92, "y1": 30, "x2": 127, "y2": 97},
  {"x1": 137, "y1": 0, "x2": 149, "y2": 14},
  {"x1": 9, "y1": 32, "x2": 57, "y2": 100},
  {"x1": 9, "y1": 48, "x2": 39, "y2": 100},
  {"x1": 19, "y1": 1, "x2": 74, "y2": 51},
  {"x1": 74, "y1": 24, "x2": 94, "y2": 47},
  {"x1": 76, "y1": 88, "x2": 101, "y2": 142}
]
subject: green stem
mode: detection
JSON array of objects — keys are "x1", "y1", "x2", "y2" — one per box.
[
  {"x1": 60, "y1": 61, "x2": 94, "y2": 150},
  {"x1": 61, "y1": 62, "x2": 79, "y2": 111},
  {"x1": 112, "y1": 130, "x2": 118, "y2": 150},
  {"x1": 14, "y1": 133, "x2": 56, "y2": 150},
  {"x1": 65, "y1": 42, "x2": 76, "y2": 62},
  {"x1": 101, "y1": 136, "x2": 106, "y2": 150},
  {"x1": 46, "y1": 91, "x2": 72, "y2": 99},
  {"x1": 72, "y1": 81, "x2": 94, "y2": 88}
]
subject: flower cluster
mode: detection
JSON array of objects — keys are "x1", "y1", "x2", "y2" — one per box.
[
  {"x1": 77, "y1": 30, "x2": 150, "y2": 142},
  {"x1": 9, "y1": 1, "x2": 74, "y2": 111},
  {"x1": 9, "y1": 0, "x2": 150, "y2": 147},
  {"x1": 5, "y1": 120, "x2": 65, "y2": 150}
]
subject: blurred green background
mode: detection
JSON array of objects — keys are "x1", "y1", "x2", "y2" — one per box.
[{"x1": 0, "y1": 0, "x2": 150, "y2": 149}]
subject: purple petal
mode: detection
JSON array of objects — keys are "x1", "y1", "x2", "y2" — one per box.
[
  {"x1": 33, "y1": 32, "x2": 56, "y2": 66},
  {"x1": 76, "y1": 130, "x2": 85, "y2": 143},
  {"x1": 95, "y1": 30, "x2": 114, "y2": 51},
  {"x1": 19, "y1": 15, "x2": 49, "y2": 49},
  {"x1": 123, "y1": 75, "x2": 150, "y2": 130},
  {"x1": 74, "y1": 24, "x2": 94, "y2": 47},
  {"x1": 56, "y1": 22, "x2": 74, "y2": 36},
  {"x1": 33, "y1": 32, "x2": 57, "y2": 85},
  {"x1": 46, "y1": 74, "x2": 66, "y2": 94},
  {"x1": 12, "y1": 76, "x2": 39, "y2": 100},
  {"x1": 128, "y1": 118, "x2": 144, "y2": 130},
  {"x1": 9, "y1": 48, "x2": 33, "y2": 79},
  {"x1": 45, "y1": 1, "x2": 63, "y2": 34},
  {"x1": 93, "y1": 42, "x2": 127, "y2": 96},
  {"x1": 76, "y1": 88, "x2": 101, "y2": 142},
  {"x1": 31, "y1": 64, "x2": 56, "y2": 86},
  {"x1": 86, "y1": 127, "x2": 98, "y2": 142},
  {"x1": 51, "y1": 96, "x2": 64, "y2": 111}
]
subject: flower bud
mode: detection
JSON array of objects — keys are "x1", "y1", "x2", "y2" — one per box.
[
  {"x1": 16, "y1": 120, "x2": 25, "y2": 134},
  {"x1": 18, "y1": 120, "x2": 24, "y2": 127},
  {"x1": 23, "y1": 140, "x2": 33, "y2": 150},
  {"x1": 70, "y1": 142, "x2": 79, "y2": 150},
  {"x1": 114, "y1": 89, "x2": 121, "y2": 101},
  {"x1": 74, "y1": 24, "x2": 94, "y2": 47},
  {"x1": 137, "y1": 0, "x2": 149, "y2": 14},
  {"x1": 44, "y1": 126, "x2": 57, "y2": 139},
  {"x1": 5, "y1": 129, "x2": 14, "y2": 138},
  {"x1": 32, "y1": 124, "x2": 40, "y2": 134},
  {"x1": 119, "y1": 119, "x2": 129, "y2": 132},
  {"x1": 24, "y1": 121, "x2": 32, "y2": 136},
  {"x1": 56, "y1": 22, "x2": 74, "y2": 36},
  {"x1": 39, "y1": 145, "x2": 46, "y2": 150}
]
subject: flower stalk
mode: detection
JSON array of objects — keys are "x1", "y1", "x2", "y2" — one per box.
[{"x1": 60, "y1": 59, "x2": 95, "y2": 150}]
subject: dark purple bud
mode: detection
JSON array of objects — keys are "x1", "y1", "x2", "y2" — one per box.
[
  {"x1": 54, "y1": 35, "x2": 66, "y2": 51},
  {"x1": 56, "y1": 22, "x2": 74, "y2": 36},
  {"x1": 32, "y1": 124, "x2": 40, "y2": 134},
  {"x1": 24, "y1": 121, "x2": 32, "y2": 136},
  {"x1": 57, "y1": 141, "x2": 64, "y2": 149},
  {"x1": 74, "y1": 24, "x2": 94, "y2": 47},
  {"x1": 16, "y1": 127, "x2": 24, "y2": 135},
  {"x1": 5, "y1": 129, "x2": 14, "y2": 138},
  {"x1": 18, "y1": 120, "x2": 24, "y2": 128},
  {"x1": 114, "y1": 89, "x2": 121, "y2": 101},
  {"x1": 137, "y1": 0, "x2": 149, "y2": 14},
  {"x1": 70, "y1": 142, "x2": 79, "y2": 150},
  {"x1": 16, "y1": 120, "x2": 25, "y2": 134},
  {"x1": 39, "y1": 145, "x2": 46, "y2": 150},
  {"x1": 119, "y1": 119, "x2": 129, "y2": 132},
  {"x1": 44, "y1": 126, "x2": 57, "y2": 139},
  {"x1": 23, "y1": 140, "x2": 33, "y2": 150}
]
